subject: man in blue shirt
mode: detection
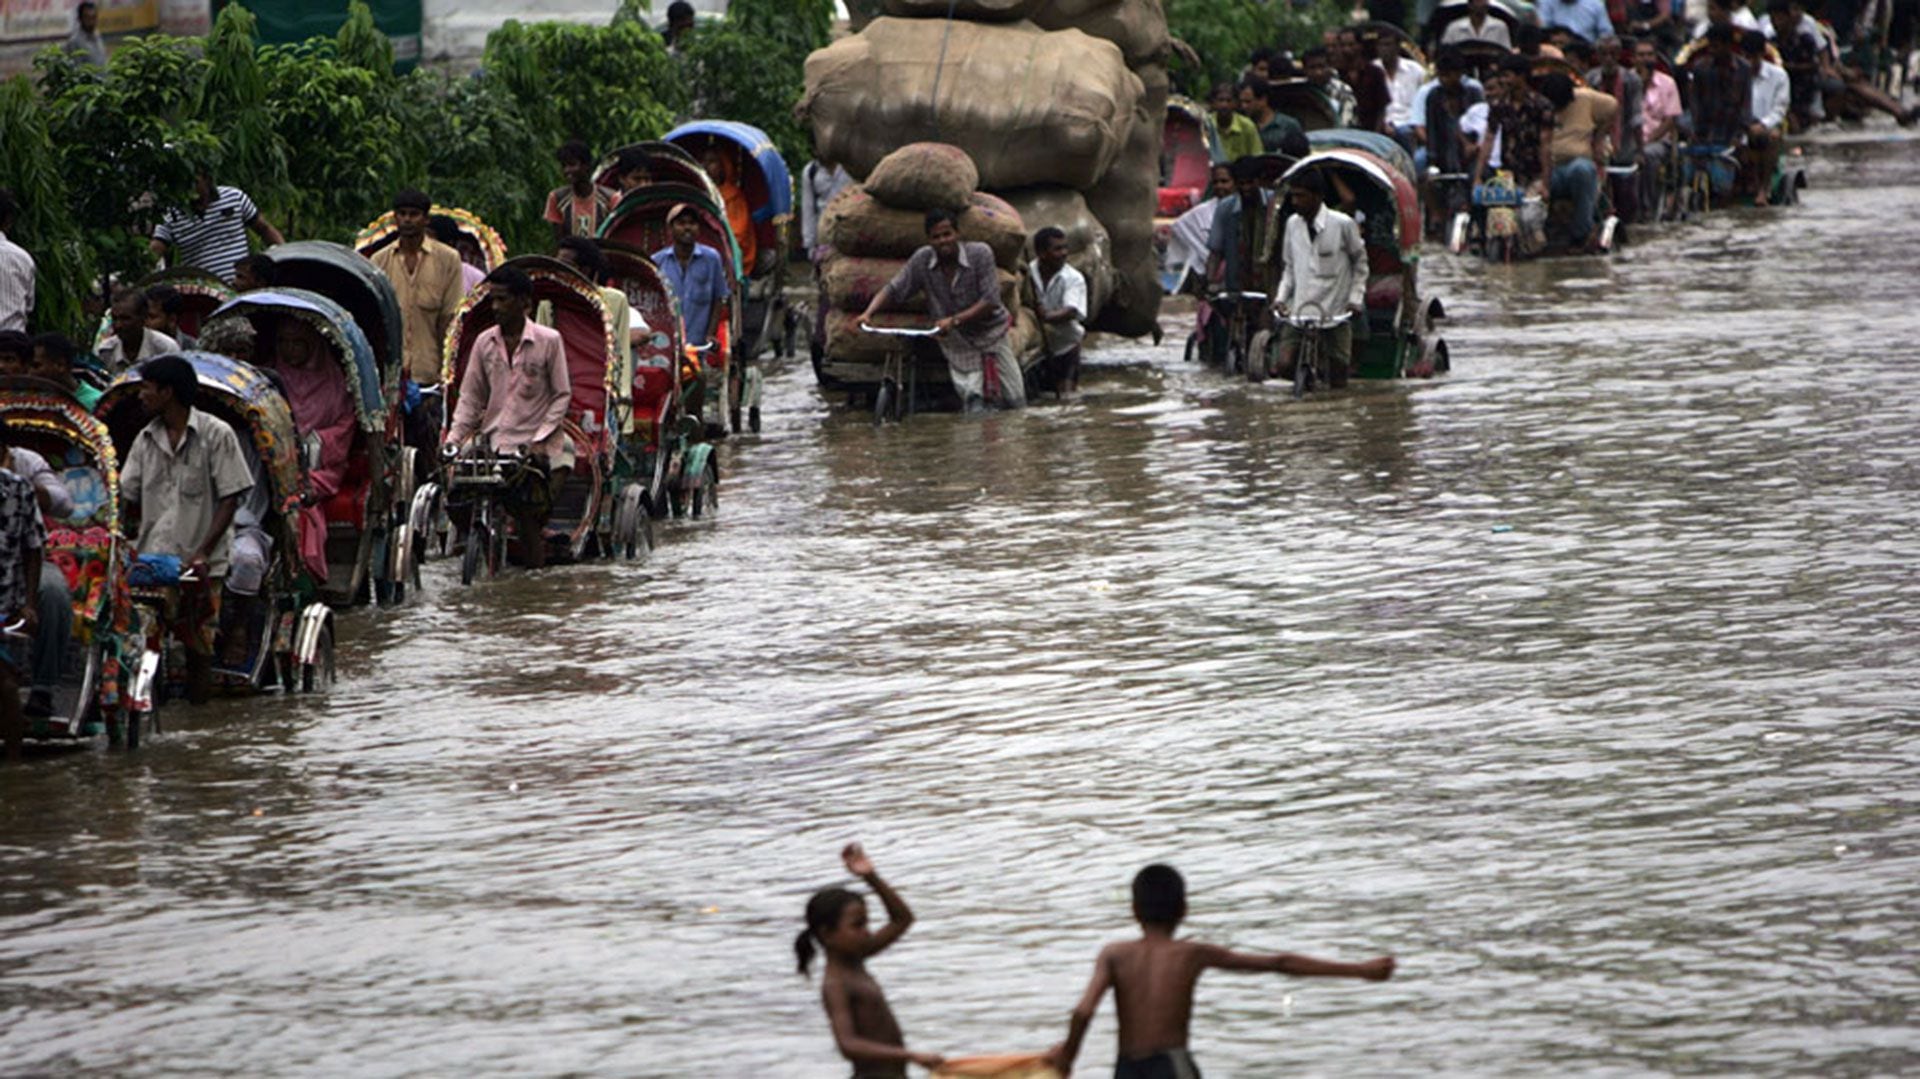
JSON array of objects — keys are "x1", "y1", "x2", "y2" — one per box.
[
  {"x1": 1540, "y1": 0, "x2": 1615, "y2": 43},
  {"x1": 651, "y1": 204, "x2": 730, "y2": 348}
]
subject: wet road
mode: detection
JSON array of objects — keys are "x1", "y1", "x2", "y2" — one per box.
[{"x1": 3, "y1": 132, "x2": 1917, "y2": 1076}]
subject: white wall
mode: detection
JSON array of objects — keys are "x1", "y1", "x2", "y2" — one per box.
[{"x1": 419, "y1": 0, "x2": 729, "y2": 63}]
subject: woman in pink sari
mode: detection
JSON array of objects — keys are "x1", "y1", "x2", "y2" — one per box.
[{"x1": 269, "y1": 318, "x2": 357, "y2": 583}]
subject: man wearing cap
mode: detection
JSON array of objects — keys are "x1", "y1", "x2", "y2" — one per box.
[{"x1": 651, "y1": 204, "x2": 730, "y2": 351}]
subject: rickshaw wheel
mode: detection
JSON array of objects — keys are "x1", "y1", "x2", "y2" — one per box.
[
  {"x1": 1247, "y1": 330, "x2": 1273, "y2": 384},
  {"x1": 874, "y1": 381, "x2": 897, "y2": 425},
  {"x1": 749, "y1": 406, "x2": 762, "y2": 434},
  {"x1": 460, "y1": 522, "x2": 487, "y2": 586},
  {"x1": 691, "y1": 460, "x2": 719, "y2": 520},
  {"x1": 301, "y1": 622, "x2": 335, "y2": 694}
]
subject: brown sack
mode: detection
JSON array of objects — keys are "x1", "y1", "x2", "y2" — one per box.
[
  {"x1": 822, "y1": 253, "x2": 1018, "y2": 315},
  {"x1": 805, "y1": 18, "x2": 1143, "y2": 191},
  {"x1": 823, "y1": 309, "x2": 928, "y2": 366},
  {"x1": 882, "y1": 0, "x2": 1039, "y2": 18},
  {"x1": 863, "y1": 143, "x2": 980, "y2": 212},
  {"x1": 998, "y1": 185, "x2": 1115, "y2": 318},
  {"x1": 821, "y1": 186, "x2": 1027, "y2": 271},
  {"x1": 1083, "y1": 63, "x2": 1166, "y2": 338},
  {"x1": 1031, "y1": 0, "x2": 1171, "y2": 68}
]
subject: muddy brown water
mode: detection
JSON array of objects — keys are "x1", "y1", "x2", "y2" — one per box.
[{"x1": 2, "y1": 133, "x2": 1917, "y2": 1076}]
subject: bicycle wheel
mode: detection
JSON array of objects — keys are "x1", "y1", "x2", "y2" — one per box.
[
  {"x1": 1293, "y1": 331, "x2": 1314, "y2": 399},
  {"x1": 460, "y1": 520, "x2": 484, "y2": 586}
]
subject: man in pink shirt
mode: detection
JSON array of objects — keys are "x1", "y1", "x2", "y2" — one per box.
[
  {"x1": 1632, "y1": 37, "x2": 1683, "y2": 220},
  {"x1": 447, "y1": 265, "x2": 574, "y2": 569}
]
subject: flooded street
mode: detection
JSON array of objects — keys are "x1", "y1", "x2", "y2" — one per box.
[{"x1": 4, "y1": 133, "x2": 1918, "y2": 1076}]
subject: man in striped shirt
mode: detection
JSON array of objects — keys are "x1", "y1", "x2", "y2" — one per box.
[
  {"x1": 149, "y1": 173, "x2": 284, "y2": 284},
  {"x1": 0, "y1": 190, "x2": 34, "y2": 333}
]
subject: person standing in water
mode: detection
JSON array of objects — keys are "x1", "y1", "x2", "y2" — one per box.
[
  {"x1": 796, "y1": 844, "x2": 945, "y2": 1077},
  {"x1": 1044, "y1": 864, "x2": 1394, "y2": 1078}
]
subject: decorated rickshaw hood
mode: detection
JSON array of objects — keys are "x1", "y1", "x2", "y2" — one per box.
[
  {"x1": 0, "y1": 377, "x2": 121, "y2": 536},
  {"x1": 209, "y1": 288, "x2": 385, "y2": 435},
  {"x1": 354, "y1": 206, "x2": 508, "y2": 272},
  {"x1": 666, "y1": 120, "x2": 794, "y2": 223}
]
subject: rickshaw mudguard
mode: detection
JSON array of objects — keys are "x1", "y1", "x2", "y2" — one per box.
[
  {"x1": 208, "y1": 288, "x2": 388, "y2": 434},
  {"x1": 680, "y1": 441, "x2": 715, "y2": 490}
]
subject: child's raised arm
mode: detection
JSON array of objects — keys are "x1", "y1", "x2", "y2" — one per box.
[
  {"x1": 822, "y1": 978, "x2": 944, "y2": 1072},
  {"x1": 1196, "y1": 943, "x2": 1395, "y2": 981},
  {"x1": 844, "y1": 843, "x2": 915, "y2": 957},
  {"x1": 1045, "y1": 945, "x2": 1115, "y2": 1076}
]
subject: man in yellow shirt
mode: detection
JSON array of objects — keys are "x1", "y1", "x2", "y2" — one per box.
[
  {"x1": 369, "y1": 189, "x2": 467, "y2": 456},
  {"x1": 1208, "y1": 82, "x2": 1263, "y2": 162}
]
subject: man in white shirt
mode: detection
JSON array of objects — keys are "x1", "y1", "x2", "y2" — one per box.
[
  {"x1": 1273, "y1": 171, "x2": 1368, "y2": 388},
  {"x1": 1742, "y1": 30, "x2": 1791, "y2": 205},
  {"x1": 95, "y1": 289, "x2": 179, "y2": 373},
  {"x1": 1377, "y1": 35, "x2": 1428, "y2": 149},
  {"x1": 0, "y1": 190, "x2": 34, "y2": 333},
  {"x1": 1442, "y1": 0, "x2": 1514, "y2": 45},
  {"x1": 1028, "y1": 227, "x2": 1088, "y2": 397}
]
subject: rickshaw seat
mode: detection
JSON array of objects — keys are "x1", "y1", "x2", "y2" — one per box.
[
  {"x1": 632, "y1": 364, "x2": 674, "y2": 412},
  {"x1": 1365, "y1": 275, "x2": 1403, "y2": 312}
]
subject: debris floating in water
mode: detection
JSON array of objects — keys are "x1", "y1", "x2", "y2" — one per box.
[
  {"x1": 1491, "y1": 524, "x2": 1513, "y2": 533},
  {"x1": 508, "y1": 781, "x2": 520, "y2": 794}
]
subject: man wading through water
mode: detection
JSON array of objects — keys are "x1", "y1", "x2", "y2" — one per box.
[{"x1": 858, "y1": 209, "x2": 1026, "y2": 412}]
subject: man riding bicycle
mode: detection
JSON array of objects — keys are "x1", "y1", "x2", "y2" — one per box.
[{"x1": 1272, "y1": 170, "x2": 1368, "y2": 388}]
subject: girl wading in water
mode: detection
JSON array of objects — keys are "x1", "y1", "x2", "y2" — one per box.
[{"x1": 797, "y1": 844, "x2": 945, "y2": 1076}]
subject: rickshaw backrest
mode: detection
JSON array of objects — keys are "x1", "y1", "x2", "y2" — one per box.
[
  {"x1": 0, "y1": 380, "x2": 121, "y2": 532},
  {"x1": 602, "y1": 245, "x2": 682, "y2": 373}
]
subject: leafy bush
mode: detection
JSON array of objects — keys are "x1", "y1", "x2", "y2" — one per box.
[
  {"x1": 482, "y1": 17, "x2": 683, "y2": 161},
  {"x1": 680, "y1": 0, "x2": 835, "y2": 168},
  {"x1": 1166, "y1": 0, "x2": 1351, "y2": 96},
  {"x1": 0, "y1": 76, "x2": 91, "y2": 333},
  {"x1": 396, "y1": 70, "x2": 550, "y2": 257}
]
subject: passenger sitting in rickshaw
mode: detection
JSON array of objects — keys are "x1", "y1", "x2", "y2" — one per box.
[
  {"x1": 1766, "y1": 0, "x2": 1917, "y2": 127},
  {"x1": 430, "y1": 215, "x2": 487, "y2": 295},
  {"x1": 1539, "y1": 71, "x2": 1618, "y2": 248},
  {"x1": 1474, "y1": 56, "x2": 1557, "y2": 239},
  {"x1": 1301, "y1": 47, "x2": 1358, "y2": 127},
  {"x1": 1743, "y1": 30, "x2": 1791, "y2": 204},
  {"x1": 700, "y1": 144, "x2": 766, "y2": 275},
  {"x1": 613, "y1": 149, "x2": 654, "y2": 200},
  {"x1": 28, "y1": 333, "x2": 101, "y2": 410},
  {"x1": 1205, "y1": 158, "x2": 1272, "y2": 364},
  {"x1": 1420, "y1": 48, "x2": 1487, "y2": 223},
  {"x1": 445, "y1": 266, "x2": 574, "y2": 571},
  {"x1": 1633, "y1": 37, "x2": 1683, "y2": 215},
  {"x1": 0, "y1": 423, "x2": 74, "y2": 724},
  {"x1": 0, "y1": 451, "x2": 44, "y2": 758},
  {"x1": 1272, "y1": 170, "x2": 1368, "y2": 388},
  {"x1": 1586, "y1": 36, "x2": 1644, "y2": 219},
  {"x1": 97, "y1": 288, "x2": 179, "y2": 374},
  {"x1": 120, "y1": 355, "x2": 255, "y2": 703},
  {"x1": 0, "y1": 331, "x2": 27, "y2": 376},
  {"x1": 193, "y1": 316, "x2": 276, "y2": 669},
  {"x1": 1687, "y1": 24, "x2": 1756, "y2": 181},
  {"x1": 261, "y1": 316, "x2": 355, "y2": 585}
]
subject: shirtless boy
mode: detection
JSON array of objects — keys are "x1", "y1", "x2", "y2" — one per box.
[
  {"x1": 1045, "y1": 864, "x2": 1394, "y2": 1078},
  {"x1": 796, "y1": 844, "x2": 945, "y2": 1077}
]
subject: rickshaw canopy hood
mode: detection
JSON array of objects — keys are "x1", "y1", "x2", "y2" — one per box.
[
  {"x1": 666, "y1": 121, "x2": 794, "y2": 223},
  {"x1": 208, "y1": 288, "x2": 386, "y2": 434},
  {"x1": 265, "y1": 241, "x2": 406, "y2": 392},
  {"x1": 0, "y1": 378, "x2": 121, "y2": 535},
  {"x1": 1283, "y1": 148, "x2": 1421, "y2": 256}
]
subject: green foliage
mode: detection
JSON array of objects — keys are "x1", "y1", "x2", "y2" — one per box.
[
  {"x1": 681, "y1": 0, "x2": 835, "y2": 168},
  {"x1": 198, "y1": 5, "x2": 288, "y2": 226},
  {"x1": 35, "y1": 36, "x2": 219, "y2": 301},
  {"x1": 334, "y1": 0, "x2": 395, "y2": 74},
  {"x1": 396, "y1": 71, "x2": 549, "y2": 256},
  {"x1": 258, "y1": 39, "x2": 410, "y2": 243},
  {"x1": 0, "y1": 76, "x2": 91, "y2": 336},
  {"x1": 483, "y1": 18, "x2": 682, "y2": 158},
  {"x1": 1165, "y1": 0, "x2": 1350, "y2": 96}
]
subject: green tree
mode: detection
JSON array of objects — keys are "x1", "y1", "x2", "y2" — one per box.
[
  {"x1": 197, "y1": 4, "x2": 289, "y2": 229},
  {"x1": 0, "y1": 76, "x2": 91, "y2": 336},
  {"x1": 482, "y1": 18, "x2": 682, "y2": 160},
  {"x1": 398, "y1": 70, "x2": 550, "y2": 256},
  {"x1": 1165, "y1": 0, "x2": 1348, "y2": 96},
  {"x1": 680, "y1": 0, "x2": 835, "y2": 168}
]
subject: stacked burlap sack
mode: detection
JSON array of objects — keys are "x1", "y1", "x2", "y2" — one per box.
[
  {"x1": 804, "y1": 0, "x2": 1168, "y2": 341},
  {"x1": 816, "y1": 143, "x2": 1042, "y2": 368}
]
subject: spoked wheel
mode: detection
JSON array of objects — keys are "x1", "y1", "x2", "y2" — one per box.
[
  {"x1": 616, "y1": 483, "x2": 649, "y2": 559},
  {"x1": 874, "y1": 380, "x2": 898, "y2": 425},
  {"x1": 1293, "y1": 338, "x2": 1317, "y2": 400}
]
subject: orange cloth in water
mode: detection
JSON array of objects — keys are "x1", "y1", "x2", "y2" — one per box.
[{"x1": 933, "y1": 1054, "x2": 1061, "y2": 1079}]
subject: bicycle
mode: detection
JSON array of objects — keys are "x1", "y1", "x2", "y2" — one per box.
[
  {"x1": 1278, "y1": 304, "x2": 1355, "y2": 400},
  {"x1": 441, "y1": 441, "x2": 538, "y2": 587},
  {"x1": 1208, "y1": 290, "x2": 1270, "y2": 375}
]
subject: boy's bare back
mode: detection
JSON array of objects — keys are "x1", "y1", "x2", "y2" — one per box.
[{"x1": 1103, "y1": 936, "x2": 1210, "y2": 1056}]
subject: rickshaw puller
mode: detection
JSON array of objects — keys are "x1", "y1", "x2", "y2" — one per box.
[
  {"x1": 120, "y1": 356, "x2": 255, "y2": 704},
  {"x1": 445, "y1": 266, "x2": 573, "y2": 571},
  {"x1": 1272, "y1": 171, "x2": 1367, "y2": 388}
]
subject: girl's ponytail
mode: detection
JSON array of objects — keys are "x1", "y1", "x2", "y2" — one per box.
[
  {"x1": 796, "y1": 886, "x2": 860, "y2": 978},
  {"x1": 795, "y1": 928, "x2": 818, "y2": 976}
]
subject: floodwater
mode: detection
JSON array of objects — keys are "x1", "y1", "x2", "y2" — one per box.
[{"x1": 4, "y1": 133, "x2": 1918, "y2": 1077}]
